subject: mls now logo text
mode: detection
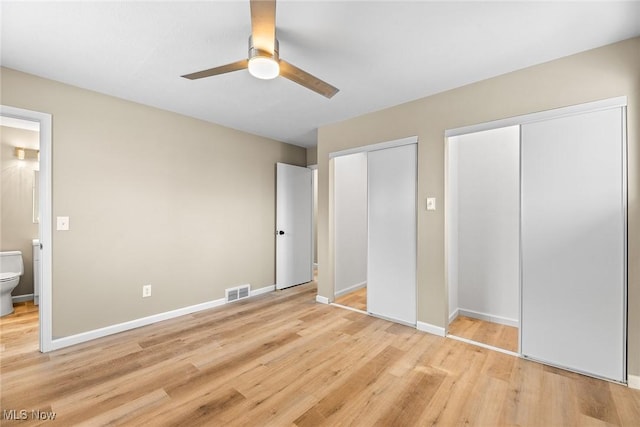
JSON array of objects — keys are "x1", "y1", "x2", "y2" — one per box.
[{"x1": 3, "y1": 409, "x2": 57, "y2": 421}]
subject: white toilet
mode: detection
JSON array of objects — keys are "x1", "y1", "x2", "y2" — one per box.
[{"x1": 0, "y1": 251, "x2": 24, "y2": 317}]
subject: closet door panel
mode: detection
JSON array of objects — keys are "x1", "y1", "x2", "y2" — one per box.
[
  {"x1": 520, "y1": 108, "x2": 625, "y2": 382},
  {"x1": 367, "y1": 144, "x2": 417, "y2": 325}
]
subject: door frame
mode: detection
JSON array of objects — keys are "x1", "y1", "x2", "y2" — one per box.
[
  {"x1": 1, "y1": 105, "x2": 53, "y2": 352},
  {"x1": 329, "y1": 136, "x2": 418, "y2": 323}
]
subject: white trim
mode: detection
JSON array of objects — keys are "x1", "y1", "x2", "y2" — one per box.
[
  {"x1": 334, "y1": 281, "x2": 367, "y2": 297},
  {"x1": 12, "y1": 294, "x2": 34, "y2": 303},
  {"x1": 47, "y1": 284, "x2": 275, "y2": 352},
  {"x1": 0, "y1": 116, "x2": 40, "y2": 131},
  {"x1": 458, "y1": 308, "x2": 519, "y2": 328},
  {"x1": 370, "y1": 312, "x2": 415, "y2": 328},
  {"x1": 330, "y1": 303, "x2": 367, "y2": 315},
  {"x1": 449, "y1": 308, "x2": 459, "y2": 324},
  {"x1": 523, "y1": 354, "x2": 626, "y2": 385},
  {"x1": 251, "y1": 284, "x2": 275, "y2": 297},
  {"x1": 448, "y1": 334, "x2": 520, "y2": 357},
  {"x1": 315, "y1": 295, "x2": 330, "y2": 304},
  {"x1": 445, "y1": 96, "x2": 627, "y2": 138},
  {"x1": 416, "y1": 321, "x2": 446, "y2": 337},
  {"x1": 628, "y1": 375, "x2": 640, "y2": 390},
  {"x1": 329, "y1": 136, "x2": 418, "y2": 159},
  {"x1": 1, "y1": 105, "x2": 53, "y2": 353},
  {"x1": 622, "y1": 107, "x2": 628, "y2": 382}
]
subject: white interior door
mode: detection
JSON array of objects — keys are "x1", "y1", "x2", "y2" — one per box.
[
  {"x1": 276, "y1": 163, "x2": 313, "y2": 290},
  {"x1": 367, "y1": 144, "x2": 417, "y2": 325},
  {"x1": 520, "y1": 107, "x2": 626, "y2": 382}
]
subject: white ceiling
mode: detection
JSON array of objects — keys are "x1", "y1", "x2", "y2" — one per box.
[{"x1": 2, "y1": 1, "x2": 639, "y2": 148}]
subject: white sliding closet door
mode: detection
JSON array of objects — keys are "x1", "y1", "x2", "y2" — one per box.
[
  {"x1": 521, "y1": 107, "x2": 626, "y2": 382},
  {"x1": 367, "y1": 144, "x2": 417, "y2": 325}
]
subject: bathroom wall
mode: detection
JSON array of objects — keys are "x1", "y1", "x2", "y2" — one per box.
[
  {"x1": 1, "y1": 67, "x2": 306, "y2": 337},
  {"x1": 317, "y1": 37, "x2": 640, "y2": 377},
  {"x1": 0, "y1": 126, "x2": 39, "y2": 297}
]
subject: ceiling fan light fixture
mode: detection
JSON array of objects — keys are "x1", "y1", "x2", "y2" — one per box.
[{"x1": 248, "y1": 56, "x2": 280, "y2": 80}]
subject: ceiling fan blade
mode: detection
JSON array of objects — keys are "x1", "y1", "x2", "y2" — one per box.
[
  {"x1": 250, "y1": 0, "x2": 276, "y2": 54},
  {"x1": 279, "y1": 60, "x2": 339, "y2": 99},
  {"x1": 181, "y1": 59, "x2": 248, "y2": 80}
]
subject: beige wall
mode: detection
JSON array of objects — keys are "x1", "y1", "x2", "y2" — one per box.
[
  {"x1": 1, "y1": 126, "x2": 39, "y2": 296},
  {"x1": 306, "y1": 146, "x2": 317, "y2": 166},
  {"x1": 1, "y1": 67, "x2": 306, "y2": 337},
  {"x1": 317, "y1": 37, "x2": 640, "y2": 377}
]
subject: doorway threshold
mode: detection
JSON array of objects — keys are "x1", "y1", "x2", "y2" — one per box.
[
  {"x1": 447, "y1": 334, "x2": 520, "y2": 358},
  {"x1": 330, "y1": 302, "x2": 367, "y2": 315}
]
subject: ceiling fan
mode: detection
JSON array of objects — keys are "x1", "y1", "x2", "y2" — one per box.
[{"x1": 181, "y1": 0, "x2": 339, "y2": 99}]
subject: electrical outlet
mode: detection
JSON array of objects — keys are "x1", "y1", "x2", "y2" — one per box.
[{"x1": 142, "y1": 284, "x2": 152, "y2": 298}]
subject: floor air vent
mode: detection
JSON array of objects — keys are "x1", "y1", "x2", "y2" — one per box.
[{"x1": 226, "y1": 284, "x2": 251, "y2": 303}]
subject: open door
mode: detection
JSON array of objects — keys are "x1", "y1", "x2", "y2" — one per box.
[{"x1": 276, "y1": 163, "x2": 313, "y2": 290}]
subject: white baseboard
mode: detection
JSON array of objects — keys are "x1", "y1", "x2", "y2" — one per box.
[
  {"x1": 251, "y1": 285, "x2": 275, "y2": 297},
  {"x1": 449, "y1": 308, "x2": 459, "y2": 324},
  {"x1": 315, "y1": 295, "x2": 330, "y2": 304},
  {"x1": 629, "y1": 374, "x2": 640, "y2": 390},
  {"x1": 458, "y1": 308, "x2": 519, "y2": 328},
  {"x1": 48, "y1": 284, "x2": 275, "y2": 352},
  {"x1": 334, "y1": 281, "x2": 367, "y2": 297},
  {"x1": 12, "y1": 294, "x2": 34, "y2": 303},
  {"x1": 416, "y1": 321, "x2": 446, "y2": 337}
]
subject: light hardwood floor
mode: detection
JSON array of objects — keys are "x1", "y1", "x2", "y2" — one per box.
[
  {"x1": 1, "y1": 283, "x2": 639, "y2": 426},
  {"x1": 334, "y1": 287, "x2": 367, "y2": 311},
  {"x1": 448, "y1": 315, "x2": 519, "y2": 353}
]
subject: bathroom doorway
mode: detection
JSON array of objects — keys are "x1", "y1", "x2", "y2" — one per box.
[{"x1": 0, "y1": 105, "x2": 53, "y2": 353}]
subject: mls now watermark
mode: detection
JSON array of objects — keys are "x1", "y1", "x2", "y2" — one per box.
[{"x1": 2, "y1": 409, "x2": 57, "y2": 421}]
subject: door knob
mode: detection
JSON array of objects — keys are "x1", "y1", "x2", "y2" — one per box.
[{"x1": 278, "y1": 230, "x2": 285, "y2": 235}]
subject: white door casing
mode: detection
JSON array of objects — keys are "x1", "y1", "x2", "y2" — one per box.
[
  {"x1": 1, "y1": 105, "x2": 53, "y2": 352},
  {"x1": 276, "y1": 163, "x2": 313, "y2": 290}
]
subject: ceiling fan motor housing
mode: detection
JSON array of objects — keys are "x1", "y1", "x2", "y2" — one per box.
[
  {"x1": 248, "y1": 36, "x2": 280, "y2": 79},
  {"x1": 249, "y1": 36, "x2": 279, "y2": 62}
]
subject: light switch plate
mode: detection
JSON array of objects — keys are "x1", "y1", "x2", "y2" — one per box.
[
  {"x1": 56, "y1": 216, "x2": 70, "y2": 231},
  {"x1": 426, "y1": 198, "x2": 436, "y2": 211}
]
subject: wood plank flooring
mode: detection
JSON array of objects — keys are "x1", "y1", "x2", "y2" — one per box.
[
  {"x1": 1, "y1": 283, "x2": 639, "y2": 426},
  {"x1": 333, "y1": 287, "x2": 366, "y2": 311},
  {"x1": 448, "y1": 315, "x2": 519, "y2": 353}
]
